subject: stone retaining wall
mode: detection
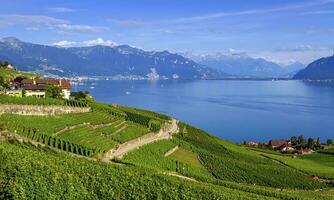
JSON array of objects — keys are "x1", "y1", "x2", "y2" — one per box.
[{"x1": 0, "y1": 104, "x2": 90, "y2": 116}]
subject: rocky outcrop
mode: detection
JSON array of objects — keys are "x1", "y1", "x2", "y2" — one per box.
[{"x1": 0, "y1": 104, "x2": 90, "y2": 116}]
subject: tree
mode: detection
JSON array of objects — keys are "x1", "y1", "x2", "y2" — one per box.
[
  {"x1": 327, "y1": 139, "x2": 333, "y2": 146},
  {"x1": 70, "y1": 90, "x2": 94, "y2": 102},
  {"x1": 0, "y1": 77, "x2": 4, "y2": 88},
  {"x1": 0, "y1": 77, "x2": 11, "y2": 90},
  {"x1": 297, "y1": 135, "x2": 306, "y2": 147},
  {"x1": 290, "y1": 136, "x2": 298, "y2": 146},
  {"x1": 22, "y1": 89, "x2": 26, "y2": 97},
  {"x1": 71, "y1": 91, "x2": 87, "y2": 100},
  {"x1": 45, "y1": 84, "x2": 63, "y2": 99},
  {"x1": 307, "y1": 138, "x2": 315, "y2": 149}
]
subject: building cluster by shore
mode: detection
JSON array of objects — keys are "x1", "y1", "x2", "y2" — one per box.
[{"x1": 244, "y1": 136, "x2": 333, "y2": 154}]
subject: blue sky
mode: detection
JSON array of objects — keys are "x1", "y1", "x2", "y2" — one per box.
[{"x1": 0, "y1": 0, "x2": 333, "y2": 64}]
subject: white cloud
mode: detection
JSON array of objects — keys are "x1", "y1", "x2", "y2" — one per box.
[
  {"x1": 163, "y1": 29, "x2": 173, "y2": 34},
  {"x1": 276, "y1": 45, "x2": 331, "y2": 52},
  {"x1": 24, "y1": 27, "x2": 40, "y2": 31},
  {"x1": 52, "y1": 38, "x2": 118, "y2": 48},
  {"x1": 55, "y1": 24, "x2": 109, "y2": 34},
  {"x1": 47, "y1": 7, "x2": 85, "y2": 13},
  {"x1": 107, "y1": 18, "x2": 146, "y2": 27},
  {"x1": 171, "y1": 0, "x2": 333, "y2": 23},
  {"x1": 0, "y1": 14, "x2": 105, "y2": 35},
  {"x1": 250, "y1": 49, "x2": 333, "y2": 65},
  {"x1": 301, "y1": 10, "x2": 334, "y2": 15},
  {"x1": 0, "y1": 14, "x2": 68, "y2": 26}
]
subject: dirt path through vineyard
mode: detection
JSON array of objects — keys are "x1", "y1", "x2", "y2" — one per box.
[{"x1": 104, "y1": 119, "x2": 179, "y2": 159}]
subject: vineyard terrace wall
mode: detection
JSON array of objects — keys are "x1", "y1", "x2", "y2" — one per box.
[{"x1": 0, "y1": 104, "x2": 90, "y2": 116}]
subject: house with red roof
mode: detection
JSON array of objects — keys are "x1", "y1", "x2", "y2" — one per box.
[
  {"x1": 20, "y1": 79, "x2": 48, "y2": 98},
  {"x1": 12, "y1": 78, "x2": 72, "y2": 99},
  {"x1": 269, "y1": 140, "x2": 290, "y2": 151}
]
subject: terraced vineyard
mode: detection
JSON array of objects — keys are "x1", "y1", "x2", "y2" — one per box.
[
  {"x1": 124, "y1": 122, "x2": 332, "y2": 191},
  {"x1": 1, "y1": 97, "x2": 334, "y2": 199},
  {"x1": 0, "y1": 99, "x2": 167, "y2": 157},
  {"x1": 5, "y1": 141, "x2": 324, "y2": 200},
  {"x1": 0, "y1": 95, "x2": 88, "y2": 107}
]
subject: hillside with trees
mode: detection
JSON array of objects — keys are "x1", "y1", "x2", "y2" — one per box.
[
  {"x1": 0, "y1": 61, "x2": 35, "y2": 91},
  {"x1": 294, "y1": 55, "x2": 334, "y2": 80}
]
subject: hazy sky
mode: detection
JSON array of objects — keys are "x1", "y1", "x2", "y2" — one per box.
[{"x1": 0, "y1": 0, "x2": 333, "y2": 64}]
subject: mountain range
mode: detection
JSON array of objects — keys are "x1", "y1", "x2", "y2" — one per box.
[
  {"x1": 0, "y1": 37, "x2": 222, "y2": 80},
  {"x1": 183, "y1": 52, "x2": 305, "y2": 78},
  {"x1": 294, "y1": 55, "x2": 334, "y2": 80},
  {"x1": 0, "y1": 37, "x2": 309, "y2": 79}
]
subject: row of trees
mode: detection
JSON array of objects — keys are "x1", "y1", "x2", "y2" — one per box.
[
  {"x1": 290, "y1": 135, "x2": 333, "y2": 150},
  {"x1": 4, "y1": 122, "x2": 98, "y2": 157},
  {"x1": 125, "y1": 111, "x2": 151, "y2": 127},
  {"x1": 124, "y1": 111, "x2": 163, "y2": 132},
  {"x1": 64, "y1": 99, "x2": 88, "y2": 107},
  {"x1": 90, "y1": 103, "x2": 126, "y2": 118}
]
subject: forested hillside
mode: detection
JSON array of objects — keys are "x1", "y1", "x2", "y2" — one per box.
[{"x1": 294, "y1": 55, "x2": 334, "y2": 80}]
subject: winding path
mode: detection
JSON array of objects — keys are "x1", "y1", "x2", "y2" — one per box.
[{"x1": 104, "y1": 119, "x2": 179, "y2": 159}]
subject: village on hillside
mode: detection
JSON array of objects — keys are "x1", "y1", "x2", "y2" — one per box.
[
  {"x1": 0, "y1": 61, "x2": 72, "y2": 99},
  {"x1": 244, "y1": 136, "x2": 333, "y2": 155}
]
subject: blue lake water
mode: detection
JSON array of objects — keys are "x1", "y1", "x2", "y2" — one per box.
[{"x1": 75, "y1": 80, "x2": 334, "y2": 143}]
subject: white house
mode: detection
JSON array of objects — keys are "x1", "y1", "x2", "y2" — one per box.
[
  {"x1": 18, "y1": 78, "x2": 71, "y2": 99},
  {"x1": 47, "y1": 79, "x2": 71, "y2": 99}
]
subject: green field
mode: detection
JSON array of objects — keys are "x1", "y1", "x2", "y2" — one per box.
[
  {"x1": 260, "y1": 152, "x2": 334, "y2": 179},
  {"x1": 318, "y1": 147, "x2": 334, "y2": 155},
  {"x1": 168, "y1": 147, "x2": 204, "y2": 168}
]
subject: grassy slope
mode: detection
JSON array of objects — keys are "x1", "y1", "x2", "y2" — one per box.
[
  {"x1": 0, "y1": 68, "x2": 34, "y2": 80},
  {"x1": 169, "y1": 147, "x2": 204, "y2": 168}
]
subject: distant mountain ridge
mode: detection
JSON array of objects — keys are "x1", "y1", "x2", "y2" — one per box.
[
  {"x1": 294, "y1": 55, "x2": 334, "y2": 80},
  {"x1": 0, "y1": 37, "x2": 223, "y2": 79},
  {"x1": 183, "y1": 52, "x2": 305, "y2": 78}
]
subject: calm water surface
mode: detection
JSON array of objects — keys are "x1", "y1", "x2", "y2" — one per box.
[{"x1": 75, "y1": 80, "x2": 334, "y2": 143}]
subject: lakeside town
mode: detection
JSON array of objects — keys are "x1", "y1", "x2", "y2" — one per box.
[{"x1": 244, "y1": 136, "x2": 333, "y2": 154}]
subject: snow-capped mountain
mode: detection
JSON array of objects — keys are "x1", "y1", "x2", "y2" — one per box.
[
  {"x1": 182, "y1": 52, "x2": 305, "y2": 78},
  {"x1": 0, "y1": 37, "x2": 223, "y2": 79}
]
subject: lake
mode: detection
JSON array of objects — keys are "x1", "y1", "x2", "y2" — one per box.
[{"x1": 75, "y1": 80, "x2": 334, "y2": 143}]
